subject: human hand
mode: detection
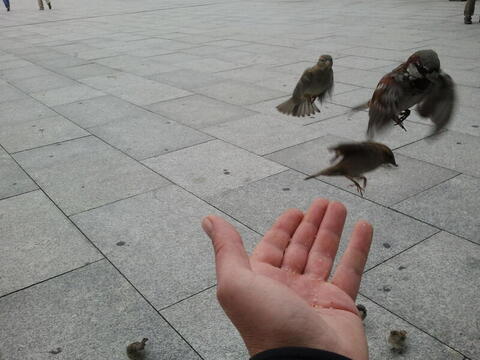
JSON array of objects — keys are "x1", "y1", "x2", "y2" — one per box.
[{"x1": 202, "y1": 199, "x2": 373, "y2": 360}]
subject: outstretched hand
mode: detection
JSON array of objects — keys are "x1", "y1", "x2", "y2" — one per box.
[{"x1": 202, "y1": 199, "x2": 373, "y2": 360}]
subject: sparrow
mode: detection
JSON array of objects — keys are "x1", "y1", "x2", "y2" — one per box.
[
  {"x1": 356, "y1": 304, "x2": 367, "y2": 321},
  {"x1": 353, "y1": 49, "x2": 455, "y2": 138},
  {"x1": 304, "y1": 141, "x2": 397, "y2": 197},
  {"x1": 126, "y1": 338, "x2": 148, "y2": 360},
  {"x1": 388, "y1": 330, "x2": 407, "y2": 354},
  {"x1": 277, "y1": 55, "x2": 334, "y2": 117}
]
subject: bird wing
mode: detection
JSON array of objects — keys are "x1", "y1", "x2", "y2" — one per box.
[
  {"x1": 292, "y1": 68, "x2": 315, "y2": 101},
  {"x1": 367, "y1": 74, "x2": 403, "y2": 137},
  {"x1": 316, "y1": 68, "x2": 334, "y2": 103},
  {"x1": 329, "y1": 142, "x2": 371, "y2": 157},
  {"x1": 416, "y1": 72, "x2": 456, "y2": 135}
]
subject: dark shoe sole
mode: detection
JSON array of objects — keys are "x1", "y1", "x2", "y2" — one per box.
[{"x1": 48, "y1": 3, "x2": 51, "y2": 9}]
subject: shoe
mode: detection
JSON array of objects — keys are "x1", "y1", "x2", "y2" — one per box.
[
  {"x1": 47, "y1": 2, "x2": 51, "y2": 9},
  {"x1": 39, "y1": 6, "x2": 44, "y2": 10},
  {"x1": 465, "y1": 16, "x2": 472, "y2": 24},
  {"x1": 6, "y1": 6, "x2": 9, "y2": 11}
]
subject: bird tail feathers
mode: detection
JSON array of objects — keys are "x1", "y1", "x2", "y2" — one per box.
[
  {"x1": 305, "y1": 165, "x2": 343, "y2": 180},
  {"x1": 277, "y1": 98, "x2": 320, "y2": 117}
]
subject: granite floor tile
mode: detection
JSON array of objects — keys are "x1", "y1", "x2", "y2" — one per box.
[
  {"x1": 0, "y1": 260, "x2": 200, "y2": 360},
  {"x1": 266, "y1": 134, "x2": 459, "y2": 205},
  {"x1": 147, "y1": 94, "x2": 255, "y2": 129},
  {"x1": 203, "y1": 113, "x2": 325, "y2": 155},
  {"x1": 0, "y1": 115, "x2": 89, "y2": 153},
  {"x1": 148, "y1": 69, "x2": 227, "y2": 90},
  {"x1": 0, "y1": 148, "x2": 37, "y2": 200},
  {"x1": 142, "y1": 140, "x2": 286, "y2": 197},
  {"x1": 207, "y1": 170, "x2": 437, "y2": 270},
  {"x1": 332, "y1": 56, "x2": 397, "y2": 70},
  {"x1": 0, "y1": 190, "x2": 101, "y2": 296},
  {"x1": 0, "y1": 98, "x2": 57, "y2": 125},
  {"x1": 57, "y1": 63, "x2": 119, "y2": 80},
  {"x1": 0, "y1": 83, "x2": 28, "y2": 103},
  {"x1": 195, "y1": 80, "x2": 287, "y2": 105},
  {"x1": 162, "y1": 288, "x2": 247, "y2": 360},
  {"x1": 394, "y1": 174, "x2": 480, "y2": 242},
  {"x1": 9, "y1": 74, "x2": 77, "y2": 94},
  {"x1": 30, "y1": 84, "x2": 105, "y2": 107},
  {"x1": 245, "y1": 97, "x2": 351, "y2": 125},
  {"x1": 361, "y1": 232, "x2": 480, "y2": 359},
  {"x1": 13, "y1": 136, "x2": 169, "y2": 215},
  {"x1": 89, "y1": 112, "x2": 212, "y2": 160},
  {"x1": 96, "y1": 54, "x2": 182, "y2": 76},
  {"x1": 396, "y1": 130, "x2": 480, "y2": 178},
  {"x1": 53, "y1": 95, "x2": 148, "y2": 128},
  {"x1": 357, "y1": 295, "x2": 464, "y2": 360},
  {"x1": 71, "y1": 186, "x2": 260, "y2": 309}
]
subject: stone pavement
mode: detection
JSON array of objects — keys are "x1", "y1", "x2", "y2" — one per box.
[{"x1": 0, "y1": 0, "x2": 479, "y2": 359}]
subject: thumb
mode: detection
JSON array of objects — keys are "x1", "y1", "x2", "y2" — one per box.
[{"x1": 202, "y1": 215, "x2": 251, "y2": 282}]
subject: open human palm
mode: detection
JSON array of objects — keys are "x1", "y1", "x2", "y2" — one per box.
[{"x1": 202, "y1": 199, "x2": 373, "y2": 360}]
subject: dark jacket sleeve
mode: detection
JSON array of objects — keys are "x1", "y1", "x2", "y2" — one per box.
[{"x1": 250, "y1": 347, "x2": 352, "y2": 360}]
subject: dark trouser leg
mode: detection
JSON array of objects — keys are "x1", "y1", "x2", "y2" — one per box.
[
  {"x1": 465, "y1": 0, "x2": 476, "y2": 16},
  {"x1": 3, "y1": 0, "x2": 9, "y2": 9}
]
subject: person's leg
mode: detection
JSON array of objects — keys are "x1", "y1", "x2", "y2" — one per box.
[
  {"x1": 45, "y1": 0, "x2": 51, "y2": 9},
  {"x1": 3, "y1": 0, "x2": 10, "y2": 11},
  {"x1": 38, "y1": 0, "x2": 44, "y2": 10},
  {"x1": 464, "y1": 0, "x2": 476, "y2": 23}
]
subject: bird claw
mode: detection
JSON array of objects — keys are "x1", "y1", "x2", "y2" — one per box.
[{"x1": 393, "y1": 109, "x2": 410, "y2": 131}]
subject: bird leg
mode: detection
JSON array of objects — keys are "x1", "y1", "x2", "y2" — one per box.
[
  {"x1": 346, "y1": 176, "x2": 364, "y2": 197},
  {"x1": 310, "y1": 96, "x2": 317, "y2": 103},
  {"x1": 393, "y1": 109, "x2": 410, "y2": 131},
  {"x1": 360, "y1": 176, "x2": 367, "y2": 188}
]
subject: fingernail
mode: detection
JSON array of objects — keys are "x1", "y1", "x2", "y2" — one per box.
[{"x1": 202, "y1": 217, "x2": 213, "y2": 237}]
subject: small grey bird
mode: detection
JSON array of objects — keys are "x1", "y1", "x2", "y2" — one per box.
[
  {"x1": 277, "y1": 55, "x2": 334, "y2": 117},
  {"x1": 353, "y1": 49, "x2": 455, "y2": 138},
  {"x1": 127, "y1": 338, "x2": 148, "y2": 360},
  {"x1": 356, "y1": 304, "x2": 367, "y2": 321},
  {"x1": 304, "y1": 141, "x2": 398, "y2": 197},
  {"x1": 388, "y1": 330, "x2": 407, "y2": 354}
]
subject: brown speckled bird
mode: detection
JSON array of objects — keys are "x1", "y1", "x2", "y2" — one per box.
[
  {"x1": 126, "y1": 338, "x2": 148, "y2": 360},
  {"x1": 354, "y1": 49, "x2": 455, "y2": 138},
  {"x1": 388, "y1": 330, "x2": 407, "y2": 354},
  {"x1": 304, "y1": 141, "x2": 397, "y2": 197},
  {"x1": 277, "y1": 55, "x2": 334, "y2": 117}
]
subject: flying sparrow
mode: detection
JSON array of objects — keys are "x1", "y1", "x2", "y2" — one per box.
[
  {"x1": 277, "y1": 55, "x2": 334, "y2": 117},
  {"x1": 353, "y1": 49, "x2": 455, "y2": 138},
  {"x1": 304, "y1": 141, "x2": 398, "y2": 197}
]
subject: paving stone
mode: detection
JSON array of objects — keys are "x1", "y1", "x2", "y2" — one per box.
[
  {"x1": 81, "y1": 73, "x2": 191, "y2": 106},
  {"x1": 179, "y1": 57, "x2": 242, "y2": 73},
  {"x1": 334, "y1": 68, "x2": 386, "y2": 89},
  {"x1": 204, "y1": 113, "x2": 325, "y2": 155},
  {"x1": 332, "y1": 56, "x2": 397, "y2": 70},
  {"x1": 71, "y1": 186, "x2": 260, "y2": 309},
  {"x1": 147, "y1": 94, "x2": 255, "y2": 129},
  {"x1": 142, "y1": 140, "x2": 286, "y2": 197},
  {"x1": 357, "y1": 295, "x2": 464, "y2": 360},
  {"x1": 195, "y1": 80, "x2": 287, "y2": 105},
  {"x1": 96, "y1": 54, "x2": 182, "y2": 76},
  {"x1": 207, "y1": 170, "x2": 437, "y2": 270},
  {"x1": 162, "y1": 288, "x2": 247, "y2": 360},
  {"x1": 267, "y1": 135, "x2": 459, "y2": 206},
  {"x1": 394, "y1": 174, "x2": 480, "y2": 243},
  {"x1": 307, "y1": 111, "x2": 434, "y2": 149},
  {"x1": 0, "y1": 190, "x2": 101, "y2": 296},
  {"x1": 89, "y1": 112, "x2": 212, "y2": 160},
  {"x1": 0, "y1": 65, "x2": 55, "y2": 81},
  {"x1": 148, "y1": 69, "x2": 227, "y2": 90},
  {"x1": 0, "y1": 260, "x2": 200, "y2": 360},
  {"x1": 328, "y1": 87, "x2": 376, "y2": 108},
  {"x1": 0, "y1": 83, "x2": 28, "y2": 103},
  {"x1": 57, "y1": 63, "x2": 119, "y2": 80},
  {"x1": 30, "y1": 84, "x2": 105, "y2": 107},
  {"x1": 0, "y1": 98, "x2": 57, "y2": 125},
  {"x1": 9, "y1": 74, "x2": 77, "y2": 93},
  {"x1": 245, "y1": 97, "x2": 351, "y2": 125},
  {"x1": 53, "y1": 95, "x2": 148, "y2": 128},
  {"x1": 0, "y1": 115, "x2": 89, "y2": 153},
  {"x1": 0, "y1": 148, "x2": 37, "y2": 200},
  {"x1": 361, "y1": 232, "x2": 480, "y2": 359},
  {"x1": 396, "y1": 130, "x2": 480, "y2": 178},
  {"x1": 14, "y1": 136, "x2": 169, "y2": 215}
]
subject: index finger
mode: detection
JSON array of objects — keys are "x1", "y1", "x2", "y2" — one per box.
[{"x1": 331, "y1": 221, "x2": 373, "y2": 300}]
